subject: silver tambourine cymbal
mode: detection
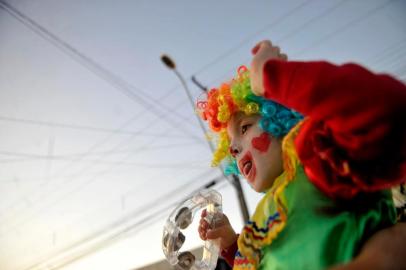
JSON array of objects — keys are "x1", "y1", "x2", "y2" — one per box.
[{"x1": 162, "y1": 189, "x2": 222, "y2": 270}]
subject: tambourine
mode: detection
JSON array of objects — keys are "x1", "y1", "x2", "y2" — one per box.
[{"x1": 162, "y1": 189, "x2": 222, "y2": 270}]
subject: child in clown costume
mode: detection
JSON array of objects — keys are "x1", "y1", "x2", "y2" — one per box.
[{"x1": 197, "y1": 40, "x2": 406, "y2": 270}]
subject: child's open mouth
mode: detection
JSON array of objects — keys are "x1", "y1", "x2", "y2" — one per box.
[
  {"x1": 243, "y1": 161, "x2": 252, "y2": 176},
  {"x1": 238, "y1": 152, "x2": 256, "y2": 183}
]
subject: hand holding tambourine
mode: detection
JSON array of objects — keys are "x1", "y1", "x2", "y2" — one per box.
[{"x1": 162, "y1": 190, "x2": 222, "y2": 270}]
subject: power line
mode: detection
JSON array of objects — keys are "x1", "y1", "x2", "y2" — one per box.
[
  {"x1": 0, "y1": 115, "x2": 195, "y2": 138},
  {"x1": 376, "y1": 49, "x2": 406, "y2": 72},
  {"x1": 291, "y1": 0, "x2": 398, "y2": 58},
  {"x1": 0, "y1": 126, "x2": 212, "y2": 237},
  {"x1": 0, "y1": 0, "x2": 400, "y2": 268},
  {"x1": 0, "y1": 105, "x2": 198, "y2": 226},
  {"x1": 0, "y1": 114, "x2": 216, "y2": 230},
  {"x1": 364, "y1": 38, "x2": 406, "y2": 67},
  {"x1": 0, "y1": 141, "x2": 202, "y2": 165},
  {"x1": 0, "y1": 93, "x2": 213, "y2": 235},
  {"x1": 0, "y1": 1, "x2": 202, "y2": 140},
  {"x1": 393, "y1": 65, "x2": 406, "y2": 78},
  {"x1": 191, "y1": 0, "x2": 313, "y2": 77},
  {"x1": 41, "y1": 93, "x2": 200, "y2": 177},
  {"x1": 0, "y1": 162, "x2": 184, "y2": 184},
  {"x1": 0, "y1": 0, "x2": 356, "y2": 232},
  {"x1": 21, "y1": 176, "x2": 226, "y2": 270},
  {"x1": 0, "y1": 65, "x2": 207, "y2": 224},
  {"x1": 162, "y1": 55, "x2": 251, "y2": 222},
  {"x1": 43, "y1": 97, "x2": 200, "y2": 180},
  {"x1": 0, "y1": 156, "x2": 209, "y2": 169},
  {"x1": 205, "y1": 0, "x2": 350, "y2": 87},
  {"x1": 0, "y1": 0, "x2": 388, "y2": 262},
  {"x1": 0, "y1": 1, "x2": 209, "y2": 228},
  {"x1": 0, "y1": 2, "x2": 215, "y2": 217},
  {"x1": 206, "y1": 0, "x2": 397, "y2": 88},
  {"x1": 0, "y1": 0, "x2": 313, "y2": 225},
  {"x1": 0, "y1": 0, "x2": 396, "y2": 226}
]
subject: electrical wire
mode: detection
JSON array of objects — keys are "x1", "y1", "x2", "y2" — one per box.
[
  {"x1": 191, "y1": 0, "x2": 313, "y2": 77},
  {"x1": 1, "y1": 0, "x2": 398, "y2": 229},
  {"x1": 0, "y1": 134, "x2": 212, "y2": 239},
  {"x1": 291, "y1": 0, "x2": 399, "y2": 58},
  {"x1": 0, "y1": 104, "x2": 205, "y2": 230},
  {"x1": 0, "y1": 2, "x2": 209, "y2": 206},
  {"x1": 0, "y1": 1, "x2": 402, "y2": 268},
  {"x1": 0, "y1": 0, "x2": 318, "y2": 225},
  {"x1": 205, "y1": 0, "x2": 350, "y2": 87},
  {"x1": 206, "y1": 0, "x2": 397, "y2": 88},
  {"x1": 0, "y1": 0, "x2": 367, "y2": 229},
  {"x1": 364, "y1": 38, "x2": 406, "y2": 67},
  {"x1": 22, "y1": 177, "x2": 227, "y2": 270},
  {"x1": 0, "y1": 141, "x2": 203, "y2": 166},
  {"x1": 0, "y1": 1, "x2": 200, "y2": 137},
  {"x1": 0, "y1": 115, "x2": 195, "y2": 138}
]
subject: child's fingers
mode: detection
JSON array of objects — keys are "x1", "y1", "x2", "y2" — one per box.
[
  {"x1": 199, "y1": 218, "x2": 209, "y2": 229},
  {"x1": 280, "y1": 53, "x2": 288, "y2": 60},
  {"x1": 198, "y1": 220, "x2": 208, "y2": 239},
  {"x1": 254, "y1": 40, "x2": 283, "y2": 60},
  {"x1": 251, "y1": 43, "x2": 261, "y2": 55},
  {"x1": 198, "y1": 225, "x2": 207, "y2": 240},
  {"x1": 201, "y1": 209, "x2": 207, "y2": 218},
  {"x1": 206, "y1": 226, "x2": 228, "y2": 240},
  {"x1": 198, "y1": 219, "x2": 209, "y2": 239},
  {"x1": 252, "y1": 40, "x2": 272, "y2": 55}
]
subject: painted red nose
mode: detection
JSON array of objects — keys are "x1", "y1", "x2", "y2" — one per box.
[{"x1": 229, "y1": 146, "x2": 240, "y2": 158}]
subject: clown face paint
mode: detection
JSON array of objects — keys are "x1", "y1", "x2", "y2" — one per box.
[
  {"x1": 227, "y1": 112, "x2": 283, "y2": 192},
  {"x1": 238, "y1": 151, "x2": 256, "y2": 184},
  {"x1": 251, "y1": 132, "x2": 271, "y2": 153}
]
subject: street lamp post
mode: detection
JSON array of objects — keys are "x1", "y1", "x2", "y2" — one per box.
[{"x1": 161, "y1": 55, "x2": 250, "y2": 223}]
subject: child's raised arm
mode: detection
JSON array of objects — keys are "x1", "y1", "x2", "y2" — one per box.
[{"x1": 250, "y1": 40, "x2": 406, "y2": 199}]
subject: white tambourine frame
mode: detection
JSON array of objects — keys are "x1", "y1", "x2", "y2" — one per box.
[{"x1": 162, "y1": 189, "x2": 222, "y2": 270}]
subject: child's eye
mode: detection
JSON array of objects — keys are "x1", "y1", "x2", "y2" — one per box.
[{"x1": 241, "y1": 124, "x2": 251, "y2": 135}]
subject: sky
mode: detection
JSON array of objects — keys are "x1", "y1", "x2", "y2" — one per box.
[{"x1": 0, "y1": 0, "x2": 405, "y2": 270}]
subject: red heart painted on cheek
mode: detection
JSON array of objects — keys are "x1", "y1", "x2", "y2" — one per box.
[{"x1": 251, "y1": 132, "x2": 271, "y2": 153}]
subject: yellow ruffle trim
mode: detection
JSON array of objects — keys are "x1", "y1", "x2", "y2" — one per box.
[{"x1": 234, "y1": 119, "x2": 306, "y2": 270}]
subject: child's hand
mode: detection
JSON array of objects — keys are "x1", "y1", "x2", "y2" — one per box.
[
  {"x1": 198, "y1": 209, "x2": 238, "y2": 250},
  {"x1": 250, "y1": 40, "x2": 287, "y2": 96}
]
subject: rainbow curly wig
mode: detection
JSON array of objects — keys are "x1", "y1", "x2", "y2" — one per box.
[{"x1": 196, "y1": 66, "x2": 303, "y2": 175}]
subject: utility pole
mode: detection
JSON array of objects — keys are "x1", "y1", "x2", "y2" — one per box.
[{"x1": 161, "y1": 55, "x2": 250, "y2": 222}]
